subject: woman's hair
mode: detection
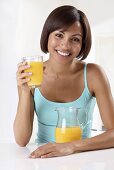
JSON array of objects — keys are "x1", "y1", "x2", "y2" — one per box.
[{"x1": 40, "y1": 5, "x2": 91, "y2": 60}]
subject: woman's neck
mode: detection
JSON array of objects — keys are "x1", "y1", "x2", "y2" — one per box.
[{"x1": 46, "y1": 58, "x2": 78, "y2": 77}]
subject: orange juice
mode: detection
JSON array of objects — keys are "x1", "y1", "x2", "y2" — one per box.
[
  {"x1": 25, "y1": 61, "x2": 43, "y2": 86},
  {"x1": 55, "y1": 126, "x2": 82, "y2": 143}
]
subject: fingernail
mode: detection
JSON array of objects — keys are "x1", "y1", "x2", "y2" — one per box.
[
  {"x1": 28, "y1": 72, "x2": 32, "y2": 75},
  {"x1": 29, "y1": 155, "x2": 36, "y2": 158},
  {"x1": 31, "y1": 155, "x2": 36, "y2": 158},
  {"x1": 22, "y1": 62, "x2": 26, "y2": 65},
  {"x1": 41, "y1": 155, "x2": 45, "y2": 158}
]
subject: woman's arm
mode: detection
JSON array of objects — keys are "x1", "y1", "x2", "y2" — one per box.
[
  {"x1": 72, "y1": 128, "x2": 114, "y2": 152},
  {"x1": 29, "y1": 128, "x2": 114, "y2": 158},
  {"x1": 13, "y1": 62, "x2": 34, "y2": 146},
  {"x1": 72, "y1": 63, "x2": 114, "y2": 151},
  {"x1": 13, "y1": 87, "x2": 34, "y2": 146},
  {"x1": 71, "y1": 63, "x2": 114, "y2": 151}
]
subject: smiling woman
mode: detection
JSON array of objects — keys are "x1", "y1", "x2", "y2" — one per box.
[
  {"x1": 47, "y1": 22, "x2": 83, "y2": 64},
  {"x1": 40, "y1": 6, "x2": 91, "y2": 60},
  {"x1": 14, "y1": 5, "x2": 114, "y2": 158}
]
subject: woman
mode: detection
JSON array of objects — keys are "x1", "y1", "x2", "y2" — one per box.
[{"x1": 14, "y1": 5, "x2": 114, "y2": 158}]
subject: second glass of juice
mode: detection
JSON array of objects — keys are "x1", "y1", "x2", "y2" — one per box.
[{"x1": 22, "y1": 56, "x2": 43, "y2": 88}]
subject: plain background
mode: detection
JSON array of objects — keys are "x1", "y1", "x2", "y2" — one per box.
[{"x1": 0, "y1": 0, "x2": 114, "y2": 142}]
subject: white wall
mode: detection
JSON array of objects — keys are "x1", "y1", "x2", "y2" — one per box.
[
  {"x1": 0, "y1": 0, "x2": 18, "y2": 142},
  {"x1": 0, "y1": 0, "x2": 114, "y2": 142}
]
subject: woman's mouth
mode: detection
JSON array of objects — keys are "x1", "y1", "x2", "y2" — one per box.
[{"x1": 56, "y1": 50, "x2": 71, "y2": 57}]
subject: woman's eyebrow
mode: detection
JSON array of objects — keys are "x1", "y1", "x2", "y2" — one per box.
[
  {"x1": 55, "y1": 30, "x2": 82, "y2": 37},
  {"x1": 72, "y1": 34, "x2": 83, "y2": 37},
  {"x1": 56, "y1": 30, "x2": 64, "y2": 33}
]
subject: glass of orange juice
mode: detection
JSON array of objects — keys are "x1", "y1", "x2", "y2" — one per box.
[
  {"x1": 55, "y1": 107, "x2": 87, "y2": 143},
  {"x1": 22, "y1": 56, "x2": 43, "y2": 88}
]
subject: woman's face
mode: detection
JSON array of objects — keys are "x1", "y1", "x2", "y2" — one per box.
[{"x1": 47, "y1": 21, "x2": 83, "y2": 64}]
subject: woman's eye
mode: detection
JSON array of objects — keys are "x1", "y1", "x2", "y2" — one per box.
[
  {"x1": 71, "y1": 37, "x2": 80, "y2": 43},
  {"x1": 55, "y1": 33, "x2": 63, "y2": 38}
]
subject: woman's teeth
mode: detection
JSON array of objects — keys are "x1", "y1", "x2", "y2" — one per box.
[{"x1": 57, "y1": 50, "x2": 70, "y2": 56}]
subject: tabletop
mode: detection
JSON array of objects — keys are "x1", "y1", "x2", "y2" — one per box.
[{"x1": 0, "y1": 143, "x2": 114, "y2": 170}]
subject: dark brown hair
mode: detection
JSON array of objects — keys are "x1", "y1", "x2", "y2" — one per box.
[{"x1": 40, "y1": 5, "x2": 91, "y2": 60}]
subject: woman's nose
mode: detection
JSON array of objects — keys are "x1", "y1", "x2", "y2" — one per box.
[{"x1": 61, "y1": 39, "x2": 71, "y2": 49}]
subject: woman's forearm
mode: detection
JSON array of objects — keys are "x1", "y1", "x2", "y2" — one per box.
[
  {"x1": 72, "y1": 129, "x2": 114, "y2": 152},
  {"x1": 13, "y1": 89, "x2": 34, "y2": 146}
]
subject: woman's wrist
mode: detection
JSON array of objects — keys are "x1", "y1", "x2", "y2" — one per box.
[
  {"x1": 18, "y1": 85, "x2": 31, "y2": 95},
  {"x1": 70, "y1": 139, "x2": 86, "y2": 153}
]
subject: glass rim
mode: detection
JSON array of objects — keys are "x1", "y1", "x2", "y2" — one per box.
[{"x1": 21, "y1": 55, "x2": 43, "y2": 62}]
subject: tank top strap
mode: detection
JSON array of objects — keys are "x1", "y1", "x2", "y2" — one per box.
[{"x1": 84, "y1": 63, "x2": 88, "y2": 89}]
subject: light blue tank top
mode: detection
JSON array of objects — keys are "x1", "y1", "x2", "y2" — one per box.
[{"x1": 34, "y1": 64, "x2": 96, "y2": 144}]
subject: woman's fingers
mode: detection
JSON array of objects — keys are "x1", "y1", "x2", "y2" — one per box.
[
  {"x1": 16, "y1": 72, "x2": 32, "y2": 86},
  {"x1": 29, "y1": 143, "x2": 56, "y2": 158},
  {"x1": 29, "y1": 142, "x2": 75, "y2": 159},
  {"x1": 17, "y1": 78, "x2": 30, "y2": 86},
  {"x1": 16, "y1": 72, "x2": 32, "y2": 80},
  {"x1": 17, "y1": 63, "x2": 30, "y2": 76},
  {"x1": 41, "y1": 152, "x2": 57, "y2": 158},
  {"x1": 16, "y1": 62, "x2": 31, "y2": 86},
  {"x1": 29, "y1": 143, "x2": 62, "y2": 158}
]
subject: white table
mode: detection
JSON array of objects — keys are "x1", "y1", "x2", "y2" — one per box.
[{"x1": 0, "y1": 143, "x2": 114, "y2": 170}]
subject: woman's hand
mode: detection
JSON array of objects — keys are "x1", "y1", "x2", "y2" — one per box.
[
  {"x1": 29, "y1": 142, "x2": 75, "y2": 158},
  {"x1": 16, "y1": 62, "x2": 32, "y2": 91}
]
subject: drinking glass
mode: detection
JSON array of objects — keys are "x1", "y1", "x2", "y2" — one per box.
[{"x1": 22, "y1": 55, "x2": 43, "y2": 88}]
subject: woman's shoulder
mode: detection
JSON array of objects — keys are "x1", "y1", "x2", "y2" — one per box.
[
  {"x1": 87, "y1": 63, "x2": 109, "y2": 93},
  {"x1": 87, "y1": 63, "x2": 106, "y2": 78},
  {"x1": 75, "y1": 61, "x2": 102, "y2": 74}
]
